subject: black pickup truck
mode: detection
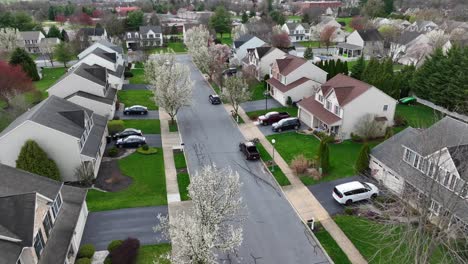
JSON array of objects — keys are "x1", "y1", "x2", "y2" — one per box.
[
  {"x1": 239, "y1": 141, "x2": 260, "y2": 160},
  {"x1": 258, "y1": 111, "x2": 291, "y2": 125}
]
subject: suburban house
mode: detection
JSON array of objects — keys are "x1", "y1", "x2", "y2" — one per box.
[
  {"x1": 243, "y1": 46, "x2": 286, "y2": 81},
  {"x1": 232, "y1": 34, "x2": 267, "y2": 63},
  {"x1": 388, "y1": 31, "x2": 424, "y2": 59},
  {"x1": 48, "y1": 63, "x2": 117, "y2": 118},
  {"x1": 0, "y1": 96, "x2": 108, "y2": 182},
  {"x1": 337, "y1": 29, "x2": 384, "y2": 58},
  {"x1": 70, "y1": 48, "x2": 125, "y2": 90},
  {"x1": 370, "y1": 117, "x2": 468, "y2": 234},
  {"x1": 39, "y1": 37, "x2": 61, "y2": 54},
  {"x1": 78, "y1": 28, "x2": 108, "y2": 43},
  {"x1": 18, "y1": 31, "x2": 45, "y2": 53},
  {"x1": 281, "y1": 22, "x2": 310, "y2": 42},
  {"x1": 266, "y1": 55, "x2": 327, "y2": 106},
  {"x1": 0, "y1": 164, "x2": 88, "y2": 264},
  {"x1": 125, "y1": 26, "x2": 163, "y2": 50},
  {"x1": 297, "y1": 74, "x2": 396, "y2": 140},
  {"x1": 77, "y1": 39, "x2": 124, "y2": 60},
  {"x1": 310, "y1": 17, "x2": 346, "y2": 42},
  {"x1": 389, "y1": 32, "x2": 431, "y2": 64},
  {"x1": 407, "y1": 20, "x2": 438, "y2": 32}
]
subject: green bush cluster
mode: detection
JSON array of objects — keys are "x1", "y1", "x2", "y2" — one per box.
[
  {"x1": 108, "y1": 147, "x2": 119, "y2": 157},
  {"x1": 107, "y1": 240, "x2": 123, "y2": 252},
  {"x1": 9, "y1": 48, "x2": 40, "y2": 81},
  {"x1": 75, "y1": 258, "x2": 92, "y2": 264},
  {"x1": 355, "y1": 143, "x2": 370, "y2": 174},
  {"x1": 16, "y1": 140, "x2": 60, "y2": 181},
  {"x1": 108, "y1": 120, "x2": 125, "y2": 135},
  {"x1": 77, "y1": 244, "x2": 95, "y2": 259}
]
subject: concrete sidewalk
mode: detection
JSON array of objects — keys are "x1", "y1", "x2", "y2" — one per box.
[{"x1": 233, "y1": 105, "x2": 368, "y2": 264}]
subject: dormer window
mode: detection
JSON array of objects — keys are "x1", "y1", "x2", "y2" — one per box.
[
  {"x1": 34, "y1": 231, "x2": 45, "y2": 259},
  {"x1": 334, "y1": 105, "x2": 341, "y2": 116},
  {"x1": 51, "y1": 192, "x2": 62, "y2": 219},
  {"x1": 325, "y1": 100, "x2": 332, "y2": 111}
]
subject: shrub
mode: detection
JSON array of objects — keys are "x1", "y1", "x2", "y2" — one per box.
[
  {"x1": 16, "y1": 140, "x2": 61, "y2": 181},
  {"x1": 350, "y1": 132, "x2": 363, "y2": 142},
  {"x1": 107, "y1": 240, "x2": 123, "y2": 252},
  {"x1": 75, "y1": 258, "x2": 92, "y2": 264},
  {"x1": 77, "y1": 244, "x2": 95, "y2": 259},
  {"x1": 124, "y1": 71, "x2": 133, "y2": 78},
  {"x1": 394, "y1": 115, "x2": 408, "y2": 127},
  {"x1": 286, "y1": 96, "x2": 292, "y2": 106},
  {"x1": 142, "y1": 144, "x2": 149, "y2": 151},
  {"x1": 249, "y1": 114, "x2": 258, "y2": 120},
  {"x1": 384, "y1": 127, "x2": 394, "y2": 139},
  {"x1": 355, "y1": 143, "x2": 370, "y2": 174},
  {"x1": 108, "y1": 147, "x2": 119, "y2": 157},
  {"x1": 344, "y1": 208, "x2": 355, "y2": 215},
  {"x1": 113, "y1": 115, "x2": 120, "y2": 120},
  {"x1": 317, "y1": 139, "x2": 330, "y2": 174},
  {"x1": 108, "y1": 238, "x2": 140, "y2": 264},
  {"x1": 291, "y1": 154, "x2": 310, "y2": 174},
  {"x1": 108, "y1": 120, "x2": 125, "y2": 135},
  {"x1": 104, "y1": 256, "x2": 112, "y2": 264}
]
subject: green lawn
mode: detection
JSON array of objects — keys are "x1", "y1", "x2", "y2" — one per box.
[
  {"x1": 266, "y1": 132, "x2": 379, "y2": 185},
  {"x1": 148, "y1": 42, "x2": 188, "y2": 54},
  {"x1": 315, "y1": 227, "x2": 352, "y2": 264},
  {"x1": 395, "y1": 103, "x2": 440, "y2": 128},
  {"x1": 177, "y1": 173, "x2": 190, "y2": 201},
  {"x1": 336, "y1": 17, "x2": 353, "y2": 32},
  {"x1": 210, "y1": 81, "x2": 221, "y2": 94},
  {"x1": 246, "y1": 107, "x2": 298, "y2": 120},
  {"x1": 86, "y1": 151, "x2": 167, "y2": 211},
  {"x1": 287, "y1": 15, "x2": 302, "y2": 21},
  {"x1": 129, "y1": 68, "x2": 147, "y2": 84},
  {"x1": 137, "y1": 244, "x2": 171, "y2": 264},
  {"x1": 122, "y1": 119, "x2": 160, "y2": 134},
  {"x1": 117, "y1": 90, "x2": 158, "y2": 110},
  {"x1": 256, "y1": 143, "x2": 291, "y2": 186},
  {"x1": 174, "y1": 152, "x2": 187, "y2": 170},
  {"x1": 169, "y1": 120, "x2": 178, "y2": 132},
  {"x1": 33, "y1": 67, "x2": 67, "y2": 99},
  {"x1": 216, "y1": 33, "x2": 233, "y2": 46},
  {"x1": 134, "y1": 61, "x2": 144, "y2": 68},
  {"x1": 0, "y1": 100, "x2": 7, "y2": 109},
  {"x1": 298, "y1": 41, "x2": 322, "y2": 48},
  {"x1": 249, "y1": 81, "x2": 268, "y2": 101}
]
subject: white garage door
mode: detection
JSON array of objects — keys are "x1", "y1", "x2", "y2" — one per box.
[{"x1": 299, "y1": 108, "x2": 312, "y2": 127}]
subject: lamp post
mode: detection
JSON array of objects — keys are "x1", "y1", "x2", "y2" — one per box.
[
  {"x1": 264, "y1": 91, "x2": 269, "y2": 111},
  {"x1": 271, "y1": 139, "x2": 276, "y2": 172}
]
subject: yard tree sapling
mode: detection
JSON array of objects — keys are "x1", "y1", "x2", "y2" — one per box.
[
  {"x1": 54, "y1": 42, "x2": 74, "y2": 68},
  {"x1": 154, "y1": 164, "x2": 244, "y2": 264},
  {"x1": 355, "y1": 143, "x2": 370, "y2": 174},
  {"x1": 320, "y1": 26, "x2": 337, "y2": 52},
  {"x1": 0, "y1": 61, "x2": 34, "y2": 103},
  {"x1": 318, "y1": 138, "x2": 330, "y2": 174},
  {"x1": 271, "y1": 32, "x2": 291, "y2": 48},
  {"x1": 9, "y1": 48, "x2": 40, "y2": 81},
  {"x1": 221, "y1": 76, "x2": 251, "y2": 120},
  {"x1": 304, "y1": 46, "x2": 314, "y2": 60},
  {"x1": 145, "y1": 52, "x2": 192, "y2": 125}
]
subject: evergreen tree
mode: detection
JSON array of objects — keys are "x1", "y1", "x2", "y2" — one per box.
[
  {"x1": 361, "y1": 58, "x2": 379, "y2": 83},
  {"x1": 241, "y1": 11, "x2": 248, "y2": 24},
  {"x1": 209, "y1": 6, "x2": 232, "y2": 39},
  {"x1": 355, "y1": 143, "x2": 370, "y2": 174},
  {"x1": 343, "y1": 61, "x2": 349, "y2": 75},
  {"x1": 328, "y1": 60, "x2": 336, "y2": 80},
  {"x1": 9, "y1": 48, "x2": 40, "y2": 81},
  {"x1": 324, "y1": 60, "x2": 329, "y2": 74},
  {"x1": 350, "y1": 55, "x2": 365, "y2": 80},
  {"x1": 60, "y1": 29, "x2": 69, "y2": 41},
  {"x1": 16, "y1": 140, "x2": 61, "y2": 181},
  {"x1": 127, "y1": 10, "x2": 144, "y2": 30},
  {"x1": 397, "y1": 65, "x2": 415, "y2": 97},
  {"x1": 48, "y1": 6, "x2": 56, "y2": 21},
  {"x1": 47, "y1": 25, "x2": 61, "y2": 38},
  {"x1": 318, "y1": 139, "x2": 330, "y2": 174},
  {"x1": 304, "y1": 47, "x2": 314, "y2": 60},
  {"x1": 249, "y1": 8, "x2": 256, "y2": 18},
  {"x1": 302, "y1": 13, "x2": 310, "y2": 23}
]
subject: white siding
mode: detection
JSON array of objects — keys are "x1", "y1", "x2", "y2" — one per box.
[
  {"x1": 71, "y1": 201, "x2": 88, "y2": 253},
  {"x1": 235, "y1": 37, "x2": 266, "y2": 62},
  {"x1": 287, "y1": 62, "x2": 327, "y2": 85},
  {"x1": 346, "y1": 31, "x2": 364, "y2": 47},
  {"x1": 258, "y1": 49, "x2": 286, "y2": 80},
  {"x1": 71, "y1": 55, "x2": 116, "y2": 72},
  {"x1": 67, "y1": 96, "x2": 115, "y2": 119},
  {"x1": 48, "y1": 74, "x2": 106, "y2": 98},
  {"x1": 0, "y1": 121, "x2": 82, "y2": 182},
  {"x1": 108, "y1": 74, "x2": 124, "y2": 90},
  {"x1": 298, "y1": 107, "x2": 313, "y2": 127},
  {"x1": 283, "y1": 81, "x2": 317, "y2": 105},
  {"x1": 271, "y1": 88, "x2": 287, "y2": 106},
  {"x1": 370, "y1": 156, "x2": 405, "y2": 194},
  {"x1": 78, "y1": 43, "x2": 116, "y2": 60}
]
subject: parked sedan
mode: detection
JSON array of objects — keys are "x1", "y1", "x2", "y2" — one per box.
[
  {"x1": 272, "y1": 117, "x2": 301, "y2": 132},
  {"x1": 113, "y1": 128, "x2": 143, "y2": 140},
  {"x1": 209, "y1": 94, "x2": 221, "y2": 105},
  {"x1": 332, "y1": 181, "x2": 379, "y2": 205},
  {"x1": 115, "y1": 135, "x2": 146, "y2": 148},
  {"x1": 123, "y1": 105, "x2": 148, "y2": 115}
]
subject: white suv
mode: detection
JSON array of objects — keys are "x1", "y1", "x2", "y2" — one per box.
[{"x1": 332, "y1": 181, "x2": 379, "y2": 205}]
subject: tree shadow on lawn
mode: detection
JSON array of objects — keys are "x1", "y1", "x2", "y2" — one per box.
[{"x1": 94, "y1": 160, "x2": 133, "y2": 192}]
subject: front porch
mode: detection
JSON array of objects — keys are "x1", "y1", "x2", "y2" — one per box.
[
  {"x1": 311, "y1": 115, "x2": 342, "y2": 139},
  {"x1": 336, "y1": 43, "x2": 362, "y2": 58}
]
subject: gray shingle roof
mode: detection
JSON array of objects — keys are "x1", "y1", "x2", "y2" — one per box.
[
  {"x1": 96, "y1": 39, "x2": 123, "y2": 54},
  {"x1": 0, "y1": 193, "x2": 36, "y2": 247},
  {"x1": 357, "y1": 29, "x2": 383, "y2": 41},
  {"x1": 65, "y1": 87, "x2": 117, "y2": 105},
  {"x1": 0, "y1": 240, "x2": 23, "y2": 264},
  {"x1": 91, "y1": 47, "x2": 117, "y2": 63},
  {"x1": 109, "y1": 64, "x2": 124, "y2": 78},
  {"x1": 81, "y1": 113, "x2": 107, "y2": 158},
  {"x1": 233, "y1": 34, "x2": 254, "y2": 49},
  {"x1": 80, "y1": 27, "x2": 106, "y2": 36},
  {"x1": 19, "y1": 31, "x2": 42, "y2": 40},
  {"x1": 139, "y1": 26, "x2": 162, "y2": 34},
  {"x1": 395, "y1": 31, "x2": 421, "y2": 45}
]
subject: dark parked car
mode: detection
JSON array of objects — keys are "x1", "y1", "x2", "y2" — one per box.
[
  {"x1": 113, "y1": 128, "x2": 143, "y2": 139},
  {"x1": 123, "y1": 105, "x2": 148, "y2": 115},
  {"x1": 258, "y1": 111, "x2": 291, "y2": 125},
  {"x1": 222, "y1": 68, "x2": 237, "y2": 77},
  {"x1": 115, "y1": 135, "x2": 146, "y2": 148},
  {"x1": 209, "y1": 94, "x2": 221, "y2": 105},
  {"x1": 272, "y1": 117, "x2": 301, "y2": 132},
  {"x1": 239, "y1": 141, "x2": 260, "y2": 160}
]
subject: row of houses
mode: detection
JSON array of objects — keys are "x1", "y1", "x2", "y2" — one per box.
[{"x1": 0, "y1": 39, "x2": 126, "y2": 264}]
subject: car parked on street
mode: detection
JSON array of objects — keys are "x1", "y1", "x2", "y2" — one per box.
[
  {"x1": 123, "y1": 105, "x2": 148, "y2": 115},
  {"x1": 239, "y1": 141, "x2": 260, "y2": 160},
  {"x1": 209, "y1": 94, "x2": 221, "y2": 105},
  {"x1": 113, "y1": 128, "x2": 143, "y2": 139},
  {"x1": 272, "y1": 117, "x2": 301, "y2": 132},
  {"x1": 115, "y1": 135, "x2": 146, "y2": 148},
  {"x1": 222, "y1": 68, "x2": 237, "y2": 77},
  {"x1": 332, "y1": 181, "x2": 379, "y2": 205},
  {"x1": 258, "y1": 111, "x2": 290, "y2": 125}
]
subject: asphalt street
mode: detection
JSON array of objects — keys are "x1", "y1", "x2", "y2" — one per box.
[
  {"x1": 80, "y1": 206, "x2": 169, "y2": 250},
  {"x1": 175, "y1": 54, "x2": 330, "y2": 264}
]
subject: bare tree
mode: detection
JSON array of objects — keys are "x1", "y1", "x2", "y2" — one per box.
[
  {"x1": 244, "y1": 17, "x2": 275, "y2": 43},
  {"x1": 154, "y1": 164, "x2": 244, "y2": 264},
  {"x1": 320, "y1": 26, "x2": 337, "y2": 52},
  {"x1": 362, "y1": 0, "x2": 385, "y2": 18},
  {"x1": 427, "y1": 30, "x2": 449, "y2": 49},
  {"x1": 145, "y1": 52, "x2": 192, "y2": 124},
  {"x1": 354, "y1": 114, "x2": 385, "y2": 140},
  {"x1": 302, "y1": 7, "x2": 326, "y2": 24},
  {"x1": 379, "y1": 25, "x2": 401, "y2": 44},
  {"x1": 74, "y1": 163, "x2": 94, "y2": 186},
  {"x1": 232, "y1": 24, "x2": 248, "y2": 40},
  {"x1": 221, "y1": 76, "x2": 251, "y2": 120},
  {"x1": 40, "y1": 41, "x2": 56, "y2": 67},
  {"x1": 271, "y1": 32, "x2": 291, "y2": 48}
]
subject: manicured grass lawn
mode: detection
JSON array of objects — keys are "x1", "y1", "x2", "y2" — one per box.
[
  {"x1": 315, "y1": 227, "x2": 352, "y2": 264},
  {"x1": 177, "y1": 173, "x2": 190, "y2": 201},
  {"x1": 298, "y1": 41, "x2": 321, "y2": 48},
  {"x1": 287, "y1": 15, "x2": 302, "y2": 21},
  {"x1": 256, "y1": 143, "x2": 291, "y2": 186},
  {"x1": 216, "y1": 33, "x2": 233, "y2": 46},
  {"x1": 249, "y1": 81, "x2": 268, "y2": 101},
  {"x1": 246, "y1": 107, "x2": 298, "y2": 120},
  {"x1": 148, "y1": 42, "x2": 187, "y2": 53},
  {"x1": 86, "y1": 151, "x2": 167, "y2": 211},
  {"x1": 0, "y1": 100, "x2": 7, "y2": 109},
  {"x1": 210, "y1": 81, "x2": 221, "y2": 94},
  {"x1": 134, "y1": 61, "x2": 144, "y2": 68},
  {"x1": 0, "y1": 113, "x2": 13, "y2": 132},
  {"x1": 174, "y1": 152, "x2": 187, "y2": 170},
  {"x1": 33, "y1": 67, "x2": 67, "y2": 98},
  {"x1": 266, "y1": 132, "x2": 379, "y2": 185},
  {"x1": 137, "y1": 244, "x2": 171, "y2": 264},
  {"x1": 117, "y1": 90, "x2": 158, "y2": 110},
  {"x1": 122, "y1": 119, "x2": 160, "y2": 134},
  {"x1": 393, "y1": 63, "x2": 405, "y2": 71},
  {"x1": 395, "y1": 103, "x2": 440, "y2": 128},
  {"x1": 169, "y1": 120, "x2": 178, "y2": 132},
  {"x1": 336, "y1": 17, "x2": 353, "y2": 32},
  {"x1": 129, "y1": 68, "x2": 147, "y2": 84}
]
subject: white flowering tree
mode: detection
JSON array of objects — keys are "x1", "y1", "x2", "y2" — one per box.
[
  {"x1": 155, "y1": 164, "x2": 244, "y2": 264},
  {"x1": 207, "y1": 44, "x2": 231, "y2": 83},
  {"x1": 232, "y1": 24, "x2": 248, "y2": 40},
  {"x1": 0, "y1": 28, "x2": 20, "y2": 52},
  {"x1": 145, "y1": 52, "x2": 192, "y2": 124},
  {"x1": 221, "y1": 76, "x2": 251, "y2": 120},
  {"x1": 185, "y1": 25, "x2": 211, "y2": 72}
]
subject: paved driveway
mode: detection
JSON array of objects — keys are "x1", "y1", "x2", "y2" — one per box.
[
  {"x1": 122, "y1": 84, "x2": 150, "y2": 90},
  {"x1": 106, "y1": 134, "x2": 161, "y2": 148},
  {"x1": 114, "y1": 110, "x2": 159, "y2": 119},
  {"x1": 256, "y1": 121, "x2": 311, "y2": 136},
  {"x1": 80, "y1": 206, "x2": 169, "y2": 250},
  {"x1": 307, "y1": 176, "x2": 367, "y2": 216},
  {"x1": 175, "y1": 54, "x2": 329, "y2": 264},
  {"x1": 240, "y1": 99, "x2": 282, "y2": 112}
]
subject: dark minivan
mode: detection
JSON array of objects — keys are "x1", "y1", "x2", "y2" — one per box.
[{"x1": 271, "y1": 117, "x2": 301, "y2": 132}]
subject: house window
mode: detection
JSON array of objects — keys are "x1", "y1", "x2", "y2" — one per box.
[
  {"x1": 427, "y1": 162, "x2": 435, "y2": 177},
  {"x1": 127, "y1": 33, "x2": 131, "y2": 38},
  {"x1": 17, "y1": 259, "x2": 22, "y2": 264},
  {"x1": 383, "y1": 105, "x2": 388, "y2": 111},
  {"x1": 34, "y1": 231, "x2": 45, "y2": 259},
  {"x1": 334, "y1": 105, "x2": 341, "y2": 116},
  {"x1": 413, "y1": 154, "x2": 420, "y2": 167},
  {"x1": 430, "y1": 200, "x2": 441, "y2": 216},
  {"x1": 318, "y1": 94, "x2": 323, "y2": 102},
  {"x1": 403, "y1": 148, "x2": 416, "y2": 164},
  {"x1": 443, "y1": 171, "x2": 451, "y2": 186},
  {"x1": 326, "y1": 100, "x2": 332, "y2": 111},
  {"x1": 43, "y1": 211, "x2": 53, "y2": 237},
  {"x1": 51, "y1": 193, "x2": 62, "y2": 219},
  {"x1": 449, "y1": 176, "x2": 458, "y2": 191}
]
